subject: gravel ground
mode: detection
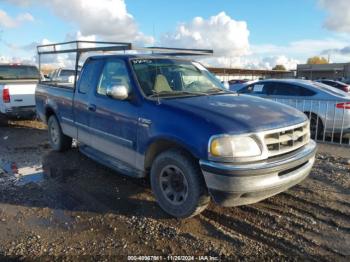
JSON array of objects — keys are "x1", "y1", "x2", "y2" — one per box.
[{"x1": 0, "y1": 118, "x2": 349, "y2": 261}]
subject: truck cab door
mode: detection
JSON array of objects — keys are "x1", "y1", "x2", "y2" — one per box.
[
  {"x1": 74, "y1": 58, "x2": 104, "y2": 146},
  {"x1": 87, "y1": 58, "x2": 139, "y2": 168}
]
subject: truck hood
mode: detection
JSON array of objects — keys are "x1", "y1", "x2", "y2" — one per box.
[{"x1": 161, "y1": 94, "x2": 308, "y2": 134}]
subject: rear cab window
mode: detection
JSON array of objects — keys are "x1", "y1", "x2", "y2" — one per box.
[{"x1": 0, "y1": 65, "x2": 39, "y2": 80}]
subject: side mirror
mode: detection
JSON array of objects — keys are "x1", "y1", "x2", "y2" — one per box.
[{"x1": 106, "y1": 85, "x2": 129, "y2": 100}]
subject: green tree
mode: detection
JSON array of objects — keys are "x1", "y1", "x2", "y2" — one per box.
[
  {"x1": 272, "y1": 64, "x2": 286, "y2": 71},
  {"x1": 306, "y1": 56, "x2": 329, "y2": 64}
]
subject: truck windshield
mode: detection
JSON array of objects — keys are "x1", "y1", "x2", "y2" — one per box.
[
  {"x1": 131, "y1": 58, "x2": 226, "y2": 97},
  {"x1": 0, "y1": 65, "x2": 39, "y2": 80}
]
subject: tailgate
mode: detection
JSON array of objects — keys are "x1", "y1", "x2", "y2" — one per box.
[{"x1": 6, "y1": 83, "x2": 36, "y2": 108}]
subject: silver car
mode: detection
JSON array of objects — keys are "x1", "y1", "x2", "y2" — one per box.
[{"x1": 236, "y1": 79, "x2": 350, "y2": 141}]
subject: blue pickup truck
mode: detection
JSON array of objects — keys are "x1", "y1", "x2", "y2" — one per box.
[{"x1": 36, "y1": 48, "x2": 317, "y2": 218}]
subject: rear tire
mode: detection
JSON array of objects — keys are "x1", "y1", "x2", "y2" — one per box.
[
  {"x1": 150, "y1": 149, "x2": 210, "y2": 218},
  {"x1": 48, "y1": 115, "x2": 72, "y2": 152}
]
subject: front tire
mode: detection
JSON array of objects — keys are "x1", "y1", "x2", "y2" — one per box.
[
  {"x1": 150, "y1": 149, "x2": 210, "y2": 218},
  {"x1": 48, "y1": 115, "x2": 72, "y2": 152},
  {"x1": 308, "y1": 114, "x2": 324, "y2": 140}
]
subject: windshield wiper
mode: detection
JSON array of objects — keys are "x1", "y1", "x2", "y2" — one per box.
[
  {"x1": 148, "y1": 91, "x2": 177, "y2": 98},
  {"x1": 148, "y1": 90, "x2": 209, "y2": 98},
  {"x1": 206, "y1": 88, "x2": 236, "y2": 94}
]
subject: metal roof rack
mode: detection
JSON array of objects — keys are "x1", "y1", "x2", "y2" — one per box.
[
  {"x1": 37, "y1": 40, "x2": 213, "y2": 56},
  {"x1": 135, "y1": 46, "x2": 214, "y2": 56},
  {"x1": 37, "y1": 40, "x2": 133, "y2": 55},
  {"x1": 37, "y1": 40, "x2": 213, "y2": 88}
]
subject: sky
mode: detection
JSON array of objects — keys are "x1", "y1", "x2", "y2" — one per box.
[{"x1": 1, "y1": 0, "x2": 350, "y2": 69}]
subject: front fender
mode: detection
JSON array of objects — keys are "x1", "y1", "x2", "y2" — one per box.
[{"x1": 145, "y1": 134, "x2": 202, "y2": 159}]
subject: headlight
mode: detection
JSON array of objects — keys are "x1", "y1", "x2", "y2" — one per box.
[{"x1": 209, "y1": 135, "x2": 262, "y2": 160}]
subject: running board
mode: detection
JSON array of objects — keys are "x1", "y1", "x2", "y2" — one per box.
[{"x1": 79, "y1": 145, "x2": 145, "y2": 178}]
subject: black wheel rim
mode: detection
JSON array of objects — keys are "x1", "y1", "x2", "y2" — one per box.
[{"x1": 159, "y1": 165, "x2": 189, "y2": 206}]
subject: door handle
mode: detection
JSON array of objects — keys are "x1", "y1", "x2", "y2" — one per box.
[{"x1": 88, "y1": 104, "x2": 96, "y2": 112}]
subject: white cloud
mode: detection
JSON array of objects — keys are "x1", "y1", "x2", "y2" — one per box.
[
  {"x1": 252, "y1": 38, "x2": 348, "y2": 59},
  {"x1": 245, "y1": 36, "x2": 350, "y2": 68},
  {"x1": 159, "y1": 12, "x2": 302, "y2": 70},
  {"x1": 319, "y1": 0, "x2": 350, "y2": 33},
  {"x1": 4, "y1": 0, "x2": 153, "y2": 45},
  {"x1": 5, "y1": 1, "x2": 349, "y2": 71},
  {"x1": 255, "y1": 56, "x2": 299, "y2": 70},
  {"x1": 0, "y1": 55, "x2": 35, "y2": 64},
  {"x1": 201, "y1": 55, "x2": 299, "y2": 70},
  {"x1": 161, "y1": 12, "x2": 250, "y2": 57},
  {"x1": 2, "y1": 0, "x2": 37, "y2": 7},
  {"x1": 25, "y1": 33, "x2": 98, "y2": 68},
  {"x1": 49, "y1": 0, "x2": 153, "y2": 45},
  {"x1": 0, "y1": 9, "x2": 34, "y2": 28}
]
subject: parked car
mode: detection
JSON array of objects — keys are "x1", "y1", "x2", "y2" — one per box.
[
  {"x1": 36, "y1": 50, "x2": 317, "y2": 218},
  {"x1": 0, "y1": 64, "x2": 39, "y2": 118},
  {"x1": 235, "y1": 79, "x2": 350, "y2": 139},
  {"x1": 49, "y1": 68, "x2": 77, "y2": 83},
  {"x1": 315, "y1": 79, "x2": 349, "y2": 93},
  {"x1": 229, "y1": 80, "x2": 257, "y2": 92}
]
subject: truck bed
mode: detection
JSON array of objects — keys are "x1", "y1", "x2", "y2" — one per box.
[{"x1": 35, "y1": 83, "x2": 75, "y2": 126}]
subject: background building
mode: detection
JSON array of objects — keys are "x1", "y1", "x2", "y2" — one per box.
[
  {"x1": 297, "y1": 63, "x2": 350, "y2": 80},
  {"x1": 208, "y1": 67, "x2": 295, "y2": 81}
]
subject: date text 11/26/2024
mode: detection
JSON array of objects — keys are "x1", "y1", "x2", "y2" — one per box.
[{"x1": 127, "y1": 255, "x2": 219, "y2": 261}]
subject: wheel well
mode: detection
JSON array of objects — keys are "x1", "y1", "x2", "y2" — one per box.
[
  {"x1": 144, "y1": 139, "x2": 196, "y2": 171},
  {"x1": 304, "y1": 111, "x2": 324, "y2": 127},
  {"x1": 45, "y1": 107, "x2": 55, "y2": 123}
]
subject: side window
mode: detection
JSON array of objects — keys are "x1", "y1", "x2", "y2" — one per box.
[
  {"x1": 97, "y1": 60, "x2": 131, "y2": 96},
  {"x1": 271, "y1": 83, "x2": 299, "y2": 96},
  {"x1": 251, "y1": 83, "x2": 265, "y2": 94},
  {"x1": 239, "y1": 85, "x2": 253, "y2": 93},
  {"x1": 299, "y1": 87, "x2": 316, "y2": 96},
  {"x1": 240, "y1": 83, "x2": 269, "y2": 94},
  {"x1": 79, "y1": 59, "x2": 102, "y2": 94}
]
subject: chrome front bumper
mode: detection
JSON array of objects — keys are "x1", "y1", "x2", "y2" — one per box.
[{"x1": 200, "y1": 140, "x2": 317, "y2": 207}]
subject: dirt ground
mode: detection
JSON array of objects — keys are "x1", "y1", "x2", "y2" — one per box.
[{"x1": 0, "y1": 118, "x2": 349, "y2": 261}]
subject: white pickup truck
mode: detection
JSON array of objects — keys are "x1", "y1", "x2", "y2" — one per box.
[
  {"x1": 48, "y1": 68, "x2": 76, "y2": 83},
  {"x1": 0, "y1": 64, "x2": 39, "y2": 118}
]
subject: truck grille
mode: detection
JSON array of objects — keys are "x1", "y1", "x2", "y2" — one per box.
[{"x1": 264, "y1": 123, "x2": 309, "y2": 157}]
